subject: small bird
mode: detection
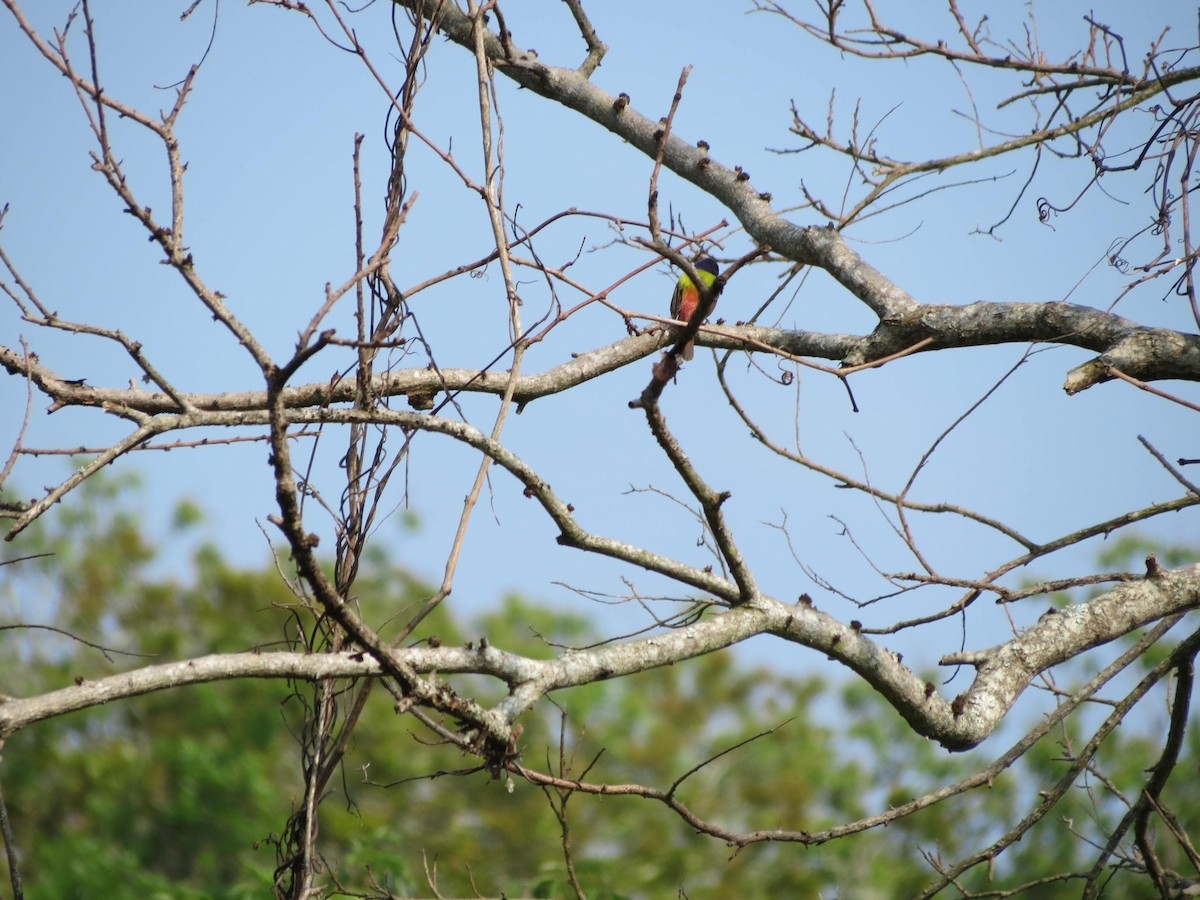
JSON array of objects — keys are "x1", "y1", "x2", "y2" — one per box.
[{"x1": 669, "y1": 257, "x2": 720, "y2": 361}]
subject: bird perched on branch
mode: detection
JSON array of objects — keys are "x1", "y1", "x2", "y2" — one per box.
[{"x1": 669, "y1": 257, "x2": 719, "y2": 361}]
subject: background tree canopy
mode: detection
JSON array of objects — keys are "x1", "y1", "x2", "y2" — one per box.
[
  {"x1": 1, "y1": 1, "x2": 1198, "y2": 897},
  {"x1": 4, "y1": 484, "x2": 1197, "y2": 897}
]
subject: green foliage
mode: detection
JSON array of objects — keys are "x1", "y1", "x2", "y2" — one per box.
[
  {"x1": 1095, "y1": 534, "x2": 1195, "y2": 570},
  {"x1": 1, "y1": 482, "x2": 1197, "y2": 897}
]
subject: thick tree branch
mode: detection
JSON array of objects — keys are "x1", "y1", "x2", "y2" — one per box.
[
  {"x1": 4, "y1": 558, "x2": 1194, "y2": 754},
  {"x1": 0, "y1": 651, "x2": 381, "y2": 741},
  {"x1": 510, "y1": 615, "x2": 1183, "y2": 850},
  {"x1": 385, "y1": 0, "x2": 1200, "y2": 388},
  {"x1": 5, "y1": 294, "x2": 1197, "y2": 430}
]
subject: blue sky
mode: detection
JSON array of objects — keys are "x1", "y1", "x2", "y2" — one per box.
[{"x1": 2, "y1": 1, "x2": 1197, "y2": 692}]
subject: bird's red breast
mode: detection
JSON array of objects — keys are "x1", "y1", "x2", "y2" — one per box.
[{"x1": 673, "y1": 284, "x2": 701, "y2": 324}]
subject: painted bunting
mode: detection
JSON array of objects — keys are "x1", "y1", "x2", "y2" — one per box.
[{"x1": 669, "y1": 257, "x2": 720, "y2": 361}]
